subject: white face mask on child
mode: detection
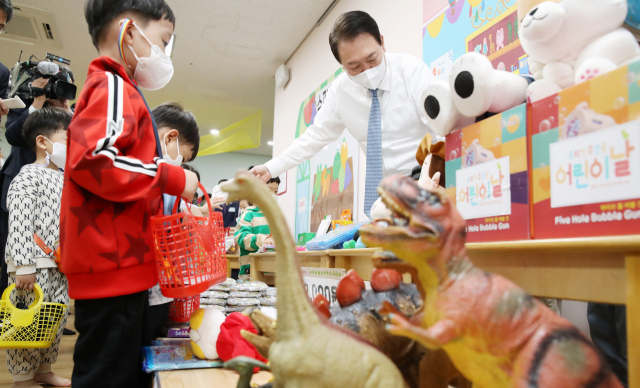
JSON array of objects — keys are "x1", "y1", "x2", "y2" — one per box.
[
  {"x1": 45, "y1": 139, "x2": 67, "y2": 168},
  {"x1": 128, "y1": 22, "x2": 174, "y2": 91},
  {"x1": 163, "y1": 133, "x2": 183, "y2": 166}
]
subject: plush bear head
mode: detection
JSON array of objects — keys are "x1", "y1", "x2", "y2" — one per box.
[{"x1": 519, "y1": 0, "x2": 628, "y2": 64}]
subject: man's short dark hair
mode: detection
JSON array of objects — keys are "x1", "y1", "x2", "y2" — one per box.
[
  {"x1": 85, "y1": 0, "x2": 175, "y2": 49},
  {"x1": 329, "y1": 11, "x2": 381, "y2": 63},
  {"x1": 181, "y1": 164, "x2": 200, "y2": 182},
  {"x1": 0, "y1": 0, "x2": 13, "y2": 23},
  {"x1": 22, "y1": 108, "x2": 72, "y2": 152},
  {"x1": 152, "y1": 102, "x2": 200, "y2": 161},
  {"x1": 267, "y1": 177, "x2": 281, "y2": 185}
]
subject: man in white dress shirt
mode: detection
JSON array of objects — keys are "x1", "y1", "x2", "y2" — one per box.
[{"x1": 250, "y1": 11, "x2": 435, "y2": 215}]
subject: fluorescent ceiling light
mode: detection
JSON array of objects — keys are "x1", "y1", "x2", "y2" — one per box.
[
  {"x1": 268, "y1": 141, "x2": 274, "y2": 146},
  {"x1": 210, "y1": 129, "x2": 219, "y2": 135}
]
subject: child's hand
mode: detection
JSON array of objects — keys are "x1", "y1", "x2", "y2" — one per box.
[
  {"x1": 15, "y1": 273, "x2": 36, "y2": 290},
  {"x1": 264, "y1": 237, "x2": 275, "y2": 246},
  {"x1": 181, "y1": 170, "x2": 199, "y2": 202}
]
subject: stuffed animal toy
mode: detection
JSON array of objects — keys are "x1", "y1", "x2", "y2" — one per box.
[
  {"x1": 189, "y1": 308, "x2": 226, "y2": 360},
  {"x1": 216, "y1": 312, "x2": 268, "y2": 366},
  {"x1": 520, "y1": 0, "x2": 640, "y2": 103},
  {"x1": 560, "y1": 102, "x2": 617, "y2": 139},
  {"x1": 419, "y1": 53, "x2": 532, "y2": 137}
]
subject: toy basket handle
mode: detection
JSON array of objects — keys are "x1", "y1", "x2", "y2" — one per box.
[
  {"x1": 1, "y1": 284, "x2": 44, "y2": 327},
  {"x1": 173, "y1": 183, "x2": 214, "y2": 218}
]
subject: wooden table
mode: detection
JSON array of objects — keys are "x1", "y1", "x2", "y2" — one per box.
[
  {"x1": 156, "y1": 369, "x2": 272, "y2": 388},
  {"x1": 227, "y1": 254, "x2": 240, "y2": 279},
  {"x1": 248, "y1": 250, "x2": 334, "y2": 282}
]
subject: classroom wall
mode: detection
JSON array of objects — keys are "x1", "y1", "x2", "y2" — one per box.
[
  {"x1": 272, "y1": 0, "x2": 424, "y2": 236},
  {"x1": 0, "y1": 129, "x2": 269, "y2": 195}
]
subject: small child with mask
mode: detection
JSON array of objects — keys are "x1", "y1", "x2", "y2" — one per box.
[
  {"x1": 5, "y1": 108, "x2": 73, "y2": 388},
  {"x1": 233, "y1": 175, "x2": 280, "y2": 278},
  {"x1": 147, "y1": 102, "x2": 201, "y2": 339}
]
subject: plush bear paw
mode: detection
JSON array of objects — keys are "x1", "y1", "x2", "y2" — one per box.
[
  {"x1": 419, "y1": 80, "x2": 474, "y2": 137},
  {"x1": 526, "y1": 79, "x2": 563, "y2": 103},
  {"x1": 449, "y1": 52, "x2": 496, "y2": 117},
  {"x1": 574, "y1": 58, "x2": 617, "y2": 84}
]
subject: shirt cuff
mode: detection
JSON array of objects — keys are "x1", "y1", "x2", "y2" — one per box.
[
  {"x1": 16, "y1": 264, "x2": 37, "y2": 275},
  {"x1": 161, "y1": 164, "x2": 187, "y2": 197},
  {"x1": 264, "y1": 159, "x2": 286, "y2": 180},
  {"x1": 29, "y1": 105, "x2": 39, "y2": 114}
]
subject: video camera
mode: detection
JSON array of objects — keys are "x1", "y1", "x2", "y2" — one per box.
[{"x1": 8, "y1": 53, "x2": 77, "y2": 102}]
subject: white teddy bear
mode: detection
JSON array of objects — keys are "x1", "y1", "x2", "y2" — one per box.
[
  {"x1": 520, "y1": 0, "x2": 640, "y2": 102},
  {"x1": 189, "y1": 308, "x2": 226, "y2": 360}
]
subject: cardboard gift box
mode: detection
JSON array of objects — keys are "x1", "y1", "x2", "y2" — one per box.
[
  {"x1": 445, "y1": 104, "x2": 531, "y2": 242},
  {"x1": 530, "y1": 62, "x2": 640, "y2": 239}
]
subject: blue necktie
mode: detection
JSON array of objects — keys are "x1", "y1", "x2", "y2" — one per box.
[{"x1": 364, "y1": 89, "x2": 383, "y2": 219}]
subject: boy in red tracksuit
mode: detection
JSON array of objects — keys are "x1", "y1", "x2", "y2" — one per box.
[{"x1": 60, "y1": 1, "x2": 198, "y2": 387}]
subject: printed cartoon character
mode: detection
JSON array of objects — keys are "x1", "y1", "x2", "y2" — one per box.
[
  {"x1": 463, "y1": 139, "x2": 496, "y2": 168},
  {"x1": 496, "y1": 28, "x2": 505, "y2": 51},
  {"x1": 507, "y1": 20, "x2": 513, "y2": 45},
  {"x1": 519, "y1": 0, "x2": 640, "y2": 103},
  {"x1": 482, "y1": 37, "x2": 488, "y2": 56},
  {"x1": 489, "y1": 34, "x2": 495, "y2": 54},
  {"x1": 560, "y1": 102, "x2": 617, "y2": 139}
]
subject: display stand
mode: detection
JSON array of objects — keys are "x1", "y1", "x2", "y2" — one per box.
[
  {"x1": 155, "y1": 369, "x2": 273, "y2": 388},
  {"x1": 247, "y1": 250, "x2": 334, "y2": 282}
]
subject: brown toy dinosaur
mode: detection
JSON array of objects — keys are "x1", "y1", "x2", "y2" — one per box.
[
  {"x1": 359, "y1": 175, "x2": 624, "y2": 388},
  {"x1": 222, "y1": 173, "x2": 407, "y2": 388}
]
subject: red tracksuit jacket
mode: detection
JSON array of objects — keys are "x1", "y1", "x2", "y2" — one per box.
[{"x1": 60, "y1": 56, "x2": 186, "y2": 300}]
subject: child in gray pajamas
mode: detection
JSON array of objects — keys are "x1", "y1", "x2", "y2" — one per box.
[{"x1": 5, "y1": 108, "x2": 72, "y2": 388}]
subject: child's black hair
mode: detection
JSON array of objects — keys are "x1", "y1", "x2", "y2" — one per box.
[
  {"x1": 152, "y1": 102, "x2": 200, "y2": 161},
  {"x1": 181, "y1": 164, "x2": 200, "y2": 182},
  {"x1": 85, "y1": 0, "x2": 175, "y2": 49},
  {"x1": 267, "y1": 177, "x2": 281, "y2": 185},
  {"x1": 22, "y1": 108, "x2": 73, "y2": 152}
]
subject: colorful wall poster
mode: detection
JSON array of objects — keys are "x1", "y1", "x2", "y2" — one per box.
[
  {"x1": 295, "y1": 67, "x2": 344, "y2": 139},
  {"x1": 294, "y1": 68, "x2": 358, "y2": 237},
  {"x1": 308, "y1": 130, "x2": 359, "y2": 234},
  {"x1": 423, "y1": 0, "x2": 528, "y2": 78}
]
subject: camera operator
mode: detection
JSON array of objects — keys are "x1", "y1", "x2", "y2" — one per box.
[
  {"x1": 0, "y1": 70, "x2": 74, "y2": 297},
  {"x1": 0, "y1": 0, "x2": 14, "y2": 117}
]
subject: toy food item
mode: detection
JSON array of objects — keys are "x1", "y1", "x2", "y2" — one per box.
[
  {"x1": 360, "y1": 175, "x2": 624, "y2": 388},
  {"x1": 519, "y1": 0, "x2": 640, "y2": 103},
  {"x1": 416, "y1": 133, "x2": 446, "y2": 188},
  {"x1": 189, "y1": 308, "x2": 226, "y2": 360},
  {"x1": 222, "y1": 173, "x2": 406, "y2": 387}
]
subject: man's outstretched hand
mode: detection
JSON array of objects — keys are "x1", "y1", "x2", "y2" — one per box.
[{"x1": 249, "y1": 165, "x2": 272, "y2": 183}]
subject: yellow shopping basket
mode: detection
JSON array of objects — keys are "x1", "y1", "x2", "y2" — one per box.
[{"x1": 0, "y1": 284, "x2": 68, "y2": 349}]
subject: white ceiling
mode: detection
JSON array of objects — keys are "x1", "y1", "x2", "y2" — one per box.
[{"x1": 0, "y1": 0, "x2": 337, "y2": 156}]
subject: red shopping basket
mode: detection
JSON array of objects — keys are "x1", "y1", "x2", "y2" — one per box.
[
  {"x1": 168, "y1": 295, "x2": 201, "y2": 323},
  {"x1": 151, "y1": 183, "x2": 226, "y2": 298}
]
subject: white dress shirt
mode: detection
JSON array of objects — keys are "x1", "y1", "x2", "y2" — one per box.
[{"x1": 266, "y1": 52, "x2": 435, "y2": 179}]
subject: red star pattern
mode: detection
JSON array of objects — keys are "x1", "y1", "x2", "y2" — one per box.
[
  {"x1": 74, "y1": 157, "x2": 112, "y2": 187},
  {"x1": 69, "y1": 117, "x2": 102, "y2": 148},
  {"x1": 70, "y1": 203, "x2": 104, "y2": 236},
  {"x1": 98, "y1": 250, "x2": 121, "y2": 269},
  {"x1": 123, "y1": 233, "x2": 150, "y2": 265},
  {"x1": 113, "y1": 203, "x2": 127, "y2": 221}
]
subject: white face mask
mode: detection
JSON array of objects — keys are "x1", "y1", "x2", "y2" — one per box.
[
  {"x1": 348, "y1": 53, "x2": 387, "y2": 90},
  {"x1": 272, "y1": 194, "x2": 279, "y2": 203},
  {"x1": 128, "y1": 23, "x2": 174, "y2": 91},
  {"x1": 163, "y1": 133, "x2": 183, "y2": 166},
  {"x1": 45, "y1": 139, "x2": 67, "y2": 169}
]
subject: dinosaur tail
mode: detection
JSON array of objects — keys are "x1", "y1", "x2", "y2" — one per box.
[{"x1": 241, "y1": 177, "x2": 321, "y2": 340}]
